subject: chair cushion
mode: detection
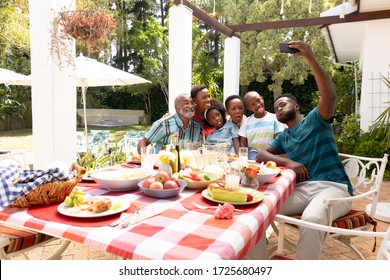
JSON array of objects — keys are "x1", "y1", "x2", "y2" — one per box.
[
  {"x1": 331, "y1": 210, "x2": 377, "y2": 231},
  {"x1": 0, "y1": 225, "x2": 54, "y2": 254},
  {"x1": 289, "y1": 210, "x2": 378, "y2": 252},
  {"x1": 332, "y1": 209, "x2": 377, "y2": 252}
]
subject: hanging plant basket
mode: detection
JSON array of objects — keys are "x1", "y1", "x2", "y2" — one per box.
[{"x1": 58, "y1": 9, "x2": 115, "y2": 42}]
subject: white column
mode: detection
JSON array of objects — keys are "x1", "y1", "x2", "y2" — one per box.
[
  {"x1": 360, "y1": 19, "x2": 390, "y2": 132},
  {"x1": 168, "y1": 5, "x2": 193, "y2": 114},
  {"x1": 223, "y1": 36, "x2": 241, "y2": 104},
  {"x1": 29, "y1": 0, "x2": 76, "y2": 168}
]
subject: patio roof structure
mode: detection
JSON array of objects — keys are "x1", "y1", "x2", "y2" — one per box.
[{"x1": 171, "y1": 0, "x2": 390, "y2": 132}]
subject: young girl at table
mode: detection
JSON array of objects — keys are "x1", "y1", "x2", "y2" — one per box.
[{"x1": 204, "y1": 101, "x2": 240, "y2": 155}]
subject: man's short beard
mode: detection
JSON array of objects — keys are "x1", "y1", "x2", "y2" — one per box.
[
  {"x1": 278, "y1": 110, "x2": 296, "y2": 123},
  {"x1": 180, "y1": 108, "x2": 195, "y2": 119}
]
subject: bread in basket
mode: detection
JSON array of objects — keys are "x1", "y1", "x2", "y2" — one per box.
[{"x1": 11, "y1": 163, "x2": 86, "y2": 208}]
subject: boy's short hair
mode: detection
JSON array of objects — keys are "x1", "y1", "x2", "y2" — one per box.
[{"x1": 225, "y1": 95, "x2": 244, "y2": 109}]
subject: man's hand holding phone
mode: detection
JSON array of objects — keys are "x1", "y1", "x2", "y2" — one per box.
[{"x1": 279, "y1": 42, "x2": 300, "y2": 54}]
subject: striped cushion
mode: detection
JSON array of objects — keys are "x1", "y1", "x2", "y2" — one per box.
[
  {"x1": 0, "y1": 225, "x2": 54, "y2": 254},
  {"x1": 289, "y1": 210, "x2": 377, "y2": 253},
  {"x1": 332, "y1": 210, "x2": 377, "y2": 231}
]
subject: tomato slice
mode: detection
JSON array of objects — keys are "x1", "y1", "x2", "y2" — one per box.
[
  {"x1": 189, "y1": 172, "x2": 201, "y2": 181},
  {"x1": 246, "y1": 193, "x2": 254, "y2": 202}
]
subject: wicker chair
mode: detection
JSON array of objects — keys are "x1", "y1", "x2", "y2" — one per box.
[{"x1": 271, "y1": 153, "x2": 388, "y2": 259}]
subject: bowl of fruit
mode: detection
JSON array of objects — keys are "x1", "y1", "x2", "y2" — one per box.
[{"x1": 138, "y1": 171, "x2": 187, "y2": 198}]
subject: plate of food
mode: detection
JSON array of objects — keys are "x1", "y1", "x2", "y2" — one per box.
[
  {"x1": 57, "y1": 195, "x2": 131, "y2": 218},
  {"x1": 128, "y1": 154, "x2": 142, "y2": 165},
  {"x1": 201, "y1": 183, "x2": 263, "y2": 205},
  {"x1": 227, "y1": 153, "x2": 238, "y2": 162}
]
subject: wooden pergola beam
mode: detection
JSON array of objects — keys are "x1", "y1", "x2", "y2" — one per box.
[
  {"x1": 227, "y1": 9, "x2": 390, "y2": 32},
  {"x1": 170, "y1": 0, "x2": 236, "y2": 37}
]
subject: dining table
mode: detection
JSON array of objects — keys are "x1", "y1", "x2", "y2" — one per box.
[{"x1": 0, "y1": 163, "x2": 296, "y2": 260}]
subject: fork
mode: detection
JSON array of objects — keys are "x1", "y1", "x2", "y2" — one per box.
[{"x1": 191, "y1": 202, "x2": 243, "y2": 212}]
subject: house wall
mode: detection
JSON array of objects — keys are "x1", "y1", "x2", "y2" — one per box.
[
  {"x1": 360, "y1": 19, "x2": 390, "y2": 131},
  {"x1": 77, "y1": 109, "x2": 144, "y2": 126}
]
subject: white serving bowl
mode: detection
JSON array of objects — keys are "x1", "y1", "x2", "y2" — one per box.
[
  {"x1": 256, "y1": 168, "x2": 280, "y2": 185},
  {"x1": 90, "y1": 168, "x2": 154, "y2": 191},
  {"x1": 138, "y1": 180, "x2": 187, "y2": 198}
]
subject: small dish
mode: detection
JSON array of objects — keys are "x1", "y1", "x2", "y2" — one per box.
[{"x1": 138, "y1": 180, "x2": 187, "y2": 198}]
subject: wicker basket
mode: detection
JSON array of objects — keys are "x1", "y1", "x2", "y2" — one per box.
[{"x1": 11, "y1": 163, "x2": 86, "y2": 208}]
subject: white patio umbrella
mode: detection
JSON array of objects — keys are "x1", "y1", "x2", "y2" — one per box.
[
  {"x1": 75, "y1": 54, "x2": 151, "y2": 150},
  {"x1": 0, "y1": 68, "x2": 31, "y2": 85},
  {"x1": 1, "y1": 55, "x2": 151, "y2": 150}
]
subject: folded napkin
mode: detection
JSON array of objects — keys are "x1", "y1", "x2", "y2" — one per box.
[{"x1": 0, "y1": 164, "x2": 77, "y2": 208}]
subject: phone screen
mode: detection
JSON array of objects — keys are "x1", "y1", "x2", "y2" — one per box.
[{"x1": 279, "y1": 43, "x2": 300, "y2": 54}]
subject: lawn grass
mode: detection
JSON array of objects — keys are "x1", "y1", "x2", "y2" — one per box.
[{"x1": 0, "y1": 125, "x2": 151, "y2": 151}]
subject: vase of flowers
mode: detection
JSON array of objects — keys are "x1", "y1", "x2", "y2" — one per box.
[
  {"x1": 158, "y1": 150, "x2": 176, "y2": 177},
  {"x1": 241, "y1": 165, "x2": 260, "y2": 189}
]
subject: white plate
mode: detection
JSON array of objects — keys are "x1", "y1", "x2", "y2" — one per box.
[
  {"x1": 57, "y1": 196, "x2": 131, "y2": 218},
  {"x1": 201, "y1": 188, "x2": 263, "y2": 206}
]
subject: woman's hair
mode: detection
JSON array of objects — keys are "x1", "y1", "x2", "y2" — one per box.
[{"x1": 190, "y1": 84, "x2": 208, "y2": 99}]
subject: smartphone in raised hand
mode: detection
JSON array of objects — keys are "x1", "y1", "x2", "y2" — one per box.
[{"x1": 279, "y1": 42, "x2": 300, "y2": 54}]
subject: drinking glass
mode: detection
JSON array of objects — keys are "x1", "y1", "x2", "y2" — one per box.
[
  {"x1": 141, "y1": 145, "x2": 155, "y2": 170},
  {"x1": 225, "y1": 174, "x2": 240, "y2": 189},
  {"x1": 239, "y1": 147, "x2": 248, "y2": 164}
]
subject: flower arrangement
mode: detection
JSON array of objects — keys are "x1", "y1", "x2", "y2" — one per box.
[
  {"x1": 180, "y1": 150, "x2": 192, "y2": 167},
  {"x1": 241, "y1": 165, "x2": 260, "y2": 188},
  {"x1": 158, "y1": 150, "x2": 177, "y2": 165}
]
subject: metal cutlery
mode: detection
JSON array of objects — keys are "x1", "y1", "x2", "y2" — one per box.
[
  {"x1": 191, "y1": 202, "x2": 243, "y2": 212},
  {"x1": 110, "y1": 205, "x2": 143, "y2": 227},
  {"x1": 120, "y1": 207, "x2": 144, "y2": 228}
]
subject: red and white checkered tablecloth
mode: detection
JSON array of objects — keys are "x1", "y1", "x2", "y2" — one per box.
[{"x1": 0, "y1": 167, "x2": 296, "y2": 260}]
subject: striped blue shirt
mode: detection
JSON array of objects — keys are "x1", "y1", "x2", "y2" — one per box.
[
  {"x1": 145, "y1": 114, "x2": 203, "y2": 153},
  {"x1": 269, "y1": 107, "x2": 353, "y2": 195}
]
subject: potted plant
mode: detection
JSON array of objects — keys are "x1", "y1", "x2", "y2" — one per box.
[{"x1": 51, "y1": 6, "x2": 115, "y2": 67}]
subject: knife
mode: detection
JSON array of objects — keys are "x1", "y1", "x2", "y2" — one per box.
[{"x1": 109, "y1": 205, "x2": 142, "y2": 227}]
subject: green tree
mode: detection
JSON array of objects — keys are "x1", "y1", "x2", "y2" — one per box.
[
  {"x1": 0, "y1": 0, "x2": 30, "y2": 62},
  {"x1": 222, "y1": 0, "x2": 343, "y2": 98},
  {"x1": 112, "y1": 1, "x2": 166, "y2": 116}
]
